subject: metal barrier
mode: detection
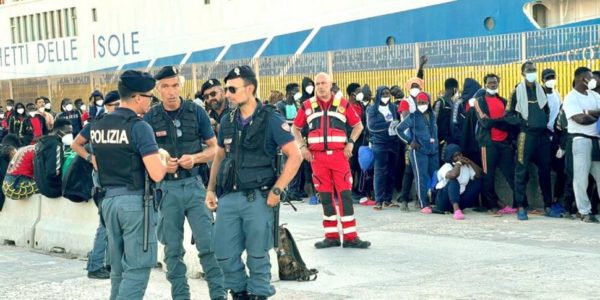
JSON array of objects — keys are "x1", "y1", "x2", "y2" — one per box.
[{"x1": 2, "y1": 24, "x2": 600, "y2": 105}]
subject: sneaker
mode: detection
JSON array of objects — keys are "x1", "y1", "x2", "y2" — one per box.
[
  {"x1": 400, "y1": 202, "x2": 409, "y2": 212},
  {"x1": 453, "y1": 209, "x2": 465, "y2": 220},
  {"x1": 421, "y1": 206, "x2": 432, "y2": 214},
  {"x1": 360, "y1": 199, "x2": 376, "y2": 206},
  {"x1": 517, "y1": 208, "x2": 528, "y2": 221},
  {"x1": 87, "y1": 267, "x2": 110, "y2": 279},
  {"x1": 342, "y1": 237, "x2": 371, "y2": 249},
  {"x1": 498, "y1": 206, "x2": 517, "y2": 215},
  {"x1": 373, "y1": 203, "x2": 383, "y2": 210},
  {"x1": 314, "y1": 238, "x2": 341, "y2": 249},
  {"x1": 309, "y1": 195, "x2": 318, "y2": 205},
  {"x1": 582, "y1": 214, "x2": 600, "y2": 223}
]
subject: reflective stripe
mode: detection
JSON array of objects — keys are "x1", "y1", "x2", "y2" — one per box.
[
  {"x1": 340, "y1": 215, "x2": 355, "y2": 222},
  {"x1": 343, "y1": 227, "x2": 356, "y2": 234},
  {"x1": 323, "y1": 215, "x2": 337, "y2": 221},
  {"x1": 307, "y1": 111, "x2": 324, "y2": 124},
  {"x1": 306, "y1": 111, "x2": 347, "y2": 124},
  {"x1": 308, "y1": 136, "x2": 347, "y2": 144},
  {"x1": 328, "y1": 112, "x2": 347, "y2": 123},
  {"x1": 324, "y1": 227, "x2": 339, "y2": 233}
]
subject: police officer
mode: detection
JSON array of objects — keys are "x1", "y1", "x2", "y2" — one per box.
[
  {"x1": 202, "y1": 78, "x2": 231, "y2": 137},
  {"x1": 90, "y1": 70, "x2": 167, "y2": 300},
  {"x1": 205, "y1": 66, "x2": 302, "y2": 300},
  {"x1": 144, "y1": 66, "x2": 225, "y2": 300}
]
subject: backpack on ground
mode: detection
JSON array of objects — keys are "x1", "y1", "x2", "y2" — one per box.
[{"x1": 276, "y1": 224, "x2": 318, "y2": 281}]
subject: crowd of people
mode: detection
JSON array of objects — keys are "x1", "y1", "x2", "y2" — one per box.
[{"x1": 1, "y1": 59, "x2": 600, "y2": 299}]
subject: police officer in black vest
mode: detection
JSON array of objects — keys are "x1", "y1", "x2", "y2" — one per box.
[
  {"x1": 205, "y1": 66, "x2": 302, "y2": 300},
  {"x1": 90, "y1": 70, "x2": 167, "y2": 300},
  {"x1": 144, "y1": 66, "x2": 225, "y2": 300}
]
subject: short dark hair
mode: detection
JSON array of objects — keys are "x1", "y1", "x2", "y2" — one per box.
[
  {"x1": 521, "y1": 61, "x2": 534, "y2": 73},
  {"x1": 285, "y1": 83, "x2": 299, "y2": 94},
  {"x1": 346, "y1": 83, "x2": 361, "y2": 96},
  {"x1": 60, "y1": 98, "x2": 72, "y2": 107},
  {"x1": 53, "y1": 119, "x2": 72, "y2": 131},
  {"x1": 241, "y1": 77, "x2": 258, "y2": 96},
  {"x1": 574, "y1": 66, "x2": 591, "y2": 78},
  {"x1": 444, "y1": 78, "x2": 459, "y2": 90},
  {"x1": 25, "y1": 103, "x2": 35, "y2": 110},
  {"x1": 118, "y1": 81, "x2": 136, "y2": 100},
  {"x1": 1, "y1": 133, "x2": 22, "y2": 148},
  {"x1": 6, "y1": 99, "x2": 14, "y2": 104},
  {"x1": 483, "y1": 73, "x2": 500, "y2": 84}
]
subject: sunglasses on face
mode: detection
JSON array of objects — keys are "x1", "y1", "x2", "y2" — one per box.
[
  {"x1": 137, "y1": 94, "x2": 154, "y2": 99},
  {"x1": 226, "y1": 85, "x2": 247, "y2": 94},
  {"x1": 203, "y1": 91, "x2": 219, "y2": 100}
]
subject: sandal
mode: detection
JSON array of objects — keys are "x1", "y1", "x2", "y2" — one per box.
[
  {"x1": 384, "y1": 202, "x2": 400, "y2": 208},
  {"x1": 373, "y1": 203, "x2": 383, "y2": 210}
]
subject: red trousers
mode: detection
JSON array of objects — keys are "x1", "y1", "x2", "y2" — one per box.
[{"x1": 310, "y1": 150, "x2": 357, "y2": 241}]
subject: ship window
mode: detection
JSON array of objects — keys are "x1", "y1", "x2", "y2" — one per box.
[
  {"x1": 10, "y1": 17, "x2": 16, "y2": 43},
  {"x1": 64, "y1": 8, "x2": 70, "y2": 37},
  {"x1": 49, "y1": 10, "x2": 55, "y2": 39},
  {"x1": 92, "y1": 8, "x2": 97, "y2": 22},
  {"x1": 386, "y1": 36, "x2": 396, "y2": 46},
  {"x1": 30, "y1": 14, "x2": 36, "y2": 41},
  {"x1": 57, "y1": 9, "x2": 63, "y2": 38},
  {"x1": 43, "y1": 12, "x2": 49, "y2": 40},
  {"x1": 484, "y1": 17, "x2": 495, "y2": 31},
  {"x1": 23, "y1": 15, "x2": 28, "y2": 42},
  {"x1": 71, "y1": 8, "x2": 78, "y2": 36},
  {"x1": 205, "y1": 0, "x2": 210, "y2": 4},
  {"x1": 532, "y1": 3, "x2": 548, "y2": 28},
  {"x1": 36, "y1": 13, "x2": 42, "y2": 41}
]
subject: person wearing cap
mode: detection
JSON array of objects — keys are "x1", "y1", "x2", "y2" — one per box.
[
  {"x1": 89, "y1": 70, "x2": 167, "y2": 299},
  {"x1": 393, "y1": 92, "x2": 439, "y2": 214},
  {"x1": 70, "y1": 89, "x2": 119, "y2": 280},
  {"x1": 88, "y1": 90, "x2": 105, "y2": 123},
  {"x1": 292, "y1": 72, "x2": 371, "y2": 250},
  {"x1": 562, "y1": 67, "x2": 600, "y2": 223},
  {"x1": 472, "y1": 74, "x2": 518, "y2": 213},
  {"x1": 206, "y1": 65, "x2": 302, "y2": 300},
  {"x1": 506, "y1": 61, "x2": 551, "y2": 221},
  {"x1": 144, "y1": 66, "x2": 225, "y2": 300},
  {"x1": 201, "y1": 78, "x2": 231, "y2": 137}
]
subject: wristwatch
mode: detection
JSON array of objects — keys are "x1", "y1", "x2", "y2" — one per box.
[
  {"x1": 271, "y1": 187, "x2": 282, "y2": 196},
  {"x1": 86, "y1": 154, "x2": 92, "y2": 163}
]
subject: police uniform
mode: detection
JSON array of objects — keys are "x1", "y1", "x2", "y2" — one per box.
[
  {"x1": 214, "y1": 66, "x2": 294, "y2": 299},
  {"x1": 144, "y1": 66, "x2": 225, "y2": 300},
  {"x1": 90, "y1": 70, "x2": 158, "y2": 300}
]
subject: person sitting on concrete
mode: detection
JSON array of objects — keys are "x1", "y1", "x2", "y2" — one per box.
[
  {"x1": 0, "y1": 142, "x2": 17, "y2": 210},
  {"x1": 2, "y1": 144, "x2": 38, "y2": 200},
  {"x1": 32, "y1": 119, "x2": 73, "y2": 198},
  {"x1": 434, "y1": 144, "x2": 482, "y2": 220}
]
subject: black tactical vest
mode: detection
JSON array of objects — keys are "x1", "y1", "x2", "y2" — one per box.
[
  {"x1": 90, "y1": 111, "x2": 145, "y2": 190},
  {"x1": 220, "y1": 103, "x2": 276, "y2": 191},
  {"x1": 148, "y1": 99, "x2": 204, "y2": 158}
]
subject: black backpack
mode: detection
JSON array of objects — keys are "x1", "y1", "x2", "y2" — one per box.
[
  {"x1": 276, "y1": 225, "x2": 318, "y2": 281},
  {"x1": 33, "y1": 135, "x2": 64, "y2": 198}
]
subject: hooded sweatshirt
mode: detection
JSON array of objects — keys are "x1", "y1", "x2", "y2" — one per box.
[
  {"x1": 367, "y1": 86, "x2": 400, "y2": 145},
  {"x1": 450, "y1": 78, "x2": 481, "y2": 144},
  {"x1": 395, "y1": 94, "x2": 438, "y2": 155},
  {"x1": 300, "y1": 77, "x2": 315, "y2": 103}
]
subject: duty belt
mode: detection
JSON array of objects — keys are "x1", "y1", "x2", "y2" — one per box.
[{"x1": 165, "y1": 165, "x2": 203, "y2": 181}]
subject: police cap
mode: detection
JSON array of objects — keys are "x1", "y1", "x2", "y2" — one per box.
[
  {"x1": 119, "y1": 70, "x2": 156, "y2": 93},
  {"x1": 224, "y1": 65, "x2": 256, "y2": 84},
  {"x1": 154, "y1": 66, "x2": 179, "y2": 81},
  {"x1": 104, "y1": 90, "x2": 120, "y2": 105},
  {"x1": 200, "y1": 78, "x2": 221, "y2": 95}
]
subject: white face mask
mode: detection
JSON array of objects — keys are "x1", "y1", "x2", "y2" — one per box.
[
  {"x1": 293, "y1": 92, "x2": 302, "y2": 101},
  {"x1": 362, "y1": 100, "x2": 370, "y2": 106},
  {"x1": 0, "y1": 114, "x2": 4, "y2": 119},
  {"x1": 305, "y1": 86, "x2": 314, "y2": 94},
  {"x1": 380, "y1": 97, "x2": 390, "y2": 104},
  {"x1": 95, "y1": 100, "x2": 104, "y2": 106},
  {"x1": 410, "y1": 88, "x2": 420, "y2": 98},
  {"x1": 468, "y1": 98, "x2": 476, "y2": 107},
  {"x1": 6, "y1": 106, "x2": 13, "y2": 111},
  {"x1": 38, "y1": 107, "x2": 45, "y2": 113},
  {"x1": 545, "y1": 79, "x2": 557, "y2": 89},
  {"x1": 17, "y1": 108, "x2": 25, "y2": 114},
  {"x1": 28, "y1": 111, "x2": 36, "y2": 117},
  {"x1": 355, "y1": 92, "x2": 364, "y2": 101},
  {"x1": 61, "y1": 133, "x2": 74, "y2": 146},
  {"x1": 417, "y1": 104, "x2": 428, "y2": 113},
  {"x1": 80, "y1": 104, "x2": 87, "y2": 111},
  {"x1": 65, "y1": 104, "x2": 73, "y2": 112},
  {"x1": 44, "y1": 103, "x2": 52, "y2": 110},
  {"x1": 486, "y1": 88, "x2": 498, "y2": 95},
  {"x1": 525, "y1": 72, "x2": 537, "y2": 83},
  {"x1": 587, "y1": 78, "x2": 597, "y2": 90},
  {"x1": 335, "y1": 91, "x2": 343, "y2": 99}
]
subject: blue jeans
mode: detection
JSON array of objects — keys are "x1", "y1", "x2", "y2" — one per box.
[
  {"x1": 87, "y1": 218, "x2": 108, "y2": 272},
  {"x1": 435, "y1": 179, "x2": 482, "y2": 212},
  {"x1": 373, "y1": 145, "x2": 399, "y2": 204}
]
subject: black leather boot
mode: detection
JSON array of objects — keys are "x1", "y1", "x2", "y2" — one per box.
[{"x1": 230, "y1": 290, "x2": 249, "y2": 300}]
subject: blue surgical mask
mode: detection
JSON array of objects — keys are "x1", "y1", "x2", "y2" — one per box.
[{"x1": 525, "y1": 72, "x2": 537, "y2": 83}]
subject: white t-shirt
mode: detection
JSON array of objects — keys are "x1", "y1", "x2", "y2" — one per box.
[
  {"x1": 435, "y1": 163, "x2": 476, "y2": 194},
  {"x1": 563, "y1": 89, "x2": 600, "y2": 136}
]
